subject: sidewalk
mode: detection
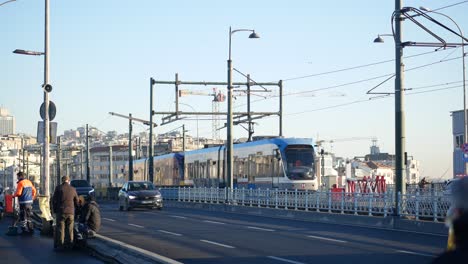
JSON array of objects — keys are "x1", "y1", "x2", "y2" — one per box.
[{"x1": 0, "y1": 215, "x2": 104, "y2": 264}]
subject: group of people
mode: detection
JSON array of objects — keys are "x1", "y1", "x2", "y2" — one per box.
[{"x1": 13, "y1": 172, "x2": 101, "y2": 251}]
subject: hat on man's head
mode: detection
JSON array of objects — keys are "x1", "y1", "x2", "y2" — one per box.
[{"x1": 61, "y1": 175, "x2": 70, "y2": 183}]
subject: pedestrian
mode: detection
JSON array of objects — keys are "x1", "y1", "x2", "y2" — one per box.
[
  {"x1": 432, "y1": 177, "x2": 468, "y2": 263},
  {"x1": 52, "y1": 175, "x2": 79, "y2": 250},
  {"x1": 14, "y1": 171, "x2": 37, "y2": 234},
  {"x1": 79, "y1": 195, "x2": 101, "y2": 238}
]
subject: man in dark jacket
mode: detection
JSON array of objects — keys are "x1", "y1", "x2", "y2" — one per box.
[
  {"x1": 52, "y1": 176, "x2": 79, "y2": 250},
  {"x1": 79, "y1": 195, "x2": 101, "y2": 237}
]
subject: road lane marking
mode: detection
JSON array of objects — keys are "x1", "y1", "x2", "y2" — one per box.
[
  {"x1": 267, "y1": 256, "x2": 306, "y2": 264},
  {"x1": 307, "y1": 235, "x2": 347, "y2": 243},
  {"x1": 158, "y1": 230, "x2": 182, "y2": 236},
  {"x1": 203, "y1": 220, "x2": 226, "y2": 225},
  {"x1": 396, "y1": 250, "x2": 435, "y2": 257},
  {"x1": 103, "y1": 218, "x2": 115, "y2": 222},
  {"x1": 128, "y1": 224, "x2": 144, "y2": 228},
  {"x1": 95, "y1": 234, "x2": 183, "y2": 264},
  {"x1": 247, "y1": 226, "x2": 275, "y2": 232},
  {"x1": 169, "y1": 215, "x2": 187, "y2": 219},
  {"x1": 200, "y1": 239, "x2": 235, "y2": 248}
]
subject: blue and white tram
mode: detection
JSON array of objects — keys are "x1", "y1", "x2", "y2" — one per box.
[
  {"x1": 183, "y1": 137, "x2": 317, "y2": 190},
  {"x1": 131, "y1": 137, "x2": 318, "y2": 190}
]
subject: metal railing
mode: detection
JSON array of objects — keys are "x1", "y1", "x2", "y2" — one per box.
[{"x1": 160, "y1": 187, "x2": 450, "y2": 222}]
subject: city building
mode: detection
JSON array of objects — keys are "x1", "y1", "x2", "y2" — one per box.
[
  {"x1": 451, "y1": 109, "x2": 466, "y2": 178},
  {"x1": 0, "y1": 107, "x2": 15, "y2": 135}
]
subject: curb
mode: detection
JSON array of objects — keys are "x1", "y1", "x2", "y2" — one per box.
[{"x1": 87, "y1": 234, "x2": 182, "y2": 264}]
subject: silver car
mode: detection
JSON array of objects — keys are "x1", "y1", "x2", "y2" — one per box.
[{"x1": 118, "y1": 181, "x2": 163, "y2": 211}]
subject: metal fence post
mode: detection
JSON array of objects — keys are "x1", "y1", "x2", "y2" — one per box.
[
  {"x1": 316, "y1": 191, "x2": 320, "y2": 212},
  {"x1": 398, "y1": 191, "x2": 402, "y2": 217},
  {"x1": 285, "y1": 189, "x2": 288, "y2": 210},
  {"x1": 368, "y1": 194, "x2": 373, "y2": 216},
  {"x1": 416, "y1": 191, "x2": 420, "y2": 221},
  {"x1": 305, "y1": 189, "x2": 309, "y2": 211},
  {"x1": 341, "y1": 190, "x2": 345, "y2": 214},
  {"x1": 383, "y1": 191, "x2": 388, "y2": 218},
  {"x1": 328, "y1": 190, "x2": 332, "y2": 213},
  {"x1": 178, "y1": 187, "x2": 181, "y2": 202},
  {"x1": 258, "y1": 188, "x2": 261, "y2": 208},
  {"x1": 275, "y1": 188, "x2": 278, "y2": 209},
  {"x1": 267, "y1": 188, "x2": 270, "y2": 207},
  {"x1": 295, "y1": 189, "x2": 298, "y2": 210},
  {"x1": 354, "y1": 193, "x2": 358, "y2": 215},
  {"x1": 433, "y1": 191, "x2": 438, "y2": 222}
]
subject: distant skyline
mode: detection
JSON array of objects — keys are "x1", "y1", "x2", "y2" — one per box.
[{"x1": 2, "y1": 0, "x2": 468, "y2": 180}]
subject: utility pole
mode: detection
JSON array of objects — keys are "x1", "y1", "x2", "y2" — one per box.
[
  {"x1": 109, "y1": 145, "x2": 113, "y2": 187},
  {"x1": 394, "y1": 0, "x2": 406, "y2": 215},
  {"x1": 56, "y1": 136, "x2": 61, "y2": 186},
  {"x1": 80, "y1": 148, "x2": 84, "y2": 180},
  {"x1": 149, "y1": 78, "x2": 155, "y2": 184},
  {"x1": 182, "y1": 124, "x2": 186, "y2": 152},
  {"x1": 247, "y1": 74, "x2": 253, "y2": 142},
  {"x1": 128, "y1": 113, "x2": 134, "y2": 181},
  {"x1": 86, "y1": 124, "x2": 90, "y2": 183}
]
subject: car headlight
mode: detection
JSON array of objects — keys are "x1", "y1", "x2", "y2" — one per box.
[
  {"x1": 89, "y1": 190, "x2": 95, "y2": 194},
  {"x1": 128, "y1": 195, "x2": 136, "y2": 199},
  {"x1": 155, "y1": 194, "x2": 162, "y2": 199}
]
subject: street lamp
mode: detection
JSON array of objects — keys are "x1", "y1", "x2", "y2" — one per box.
[
  {"x1": 179, "y1": 102, "x2": 199, "y2": 148},
  {"x1": 374, "y1": 2, "x2": 406, "y2": 216},
  {"x1": 13, "y1": 0, "x2": 51, "y2": 199},
  {"x1": 0, "y1": 0, "x2": 15, "y2": 7},
  {"x1": 419, "y1": 6, "x2": 467, "y2": 175},
  {"x1": 373, "y1": 34, "x2": 394, "y2": 43},
  {"x1": 227, "y1": 27, "x2": 259, "y2": 192}
]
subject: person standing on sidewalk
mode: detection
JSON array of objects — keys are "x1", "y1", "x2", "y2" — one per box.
[
  {"x1": 52, "y1": 176, "x2": 79, "y2": 250},
  {"x1": 14, "y1": 171, "x2": 37, "y2": 234}
]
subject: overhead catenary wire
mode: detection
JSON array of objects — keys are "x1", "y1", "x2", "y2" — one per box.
[{"x1": 282, "y1": 49, "x2": 455, "y2": 82}]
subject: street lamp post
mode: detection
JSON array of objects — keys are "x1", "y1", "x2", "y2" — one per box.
[
  {"x1": 13, "y1": 0, "x2": 50, "y2": 198},
  {"x1": 149, "y1": 78, "x2": 155, "y2": 183},
  {"x1": 179, "y1": 102, "x2": 199, "y2": 148},
  {"x1": 419, "y1": 6, "x2": 467, "y2": 176},
  {"x1": 227, "y1": 27, "x2": 259, "y2": 193},
  {"x1": 373, "y1": 1, "x2": 406, "y2": 215}
]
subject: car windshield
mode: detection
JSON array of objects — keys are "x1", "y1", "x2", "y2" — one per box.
[
  {"x1": 128, "y1": 182, "x2": 155, "y2": 191},
  {"x1": 71, "y1": 180, "x2": 91, "y2": 188}
]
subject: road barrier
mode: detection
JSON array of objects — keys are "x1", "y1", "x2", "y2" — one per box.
[{"x1": 159, "y1": 187, "x2": 450, "y2": 222}]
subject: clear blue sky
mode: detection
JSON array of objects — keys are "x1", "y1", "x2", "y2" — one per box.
[{"x1": 1, "y1": 0, "x2": 467, "y2": 180}]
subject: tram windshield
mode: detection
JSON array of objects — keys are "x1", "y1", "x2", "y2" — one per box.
[{"x1": 285, "y1": 145, "x2": 315, "y2": 180}]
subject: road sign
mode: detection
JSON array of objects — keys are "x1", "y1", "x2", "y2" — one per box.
[
  {"x1": 39, "y1": 101, "x2": 57, "y2": 121},
  {"x1": 37, "y1": 121, "x2": 58, "y2": 144}
]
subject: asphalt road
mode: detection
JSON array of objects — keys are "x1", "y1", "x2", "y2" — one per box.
[{"x1": 97, "y1": 201, "x2": 447, "y2": 264}]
